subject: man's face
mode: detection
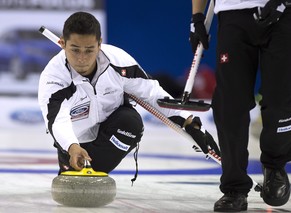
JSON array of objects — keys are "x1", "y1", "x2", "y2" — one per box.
[{"x1": 60, "y1": 33, "x2": 101, "y2": 76}]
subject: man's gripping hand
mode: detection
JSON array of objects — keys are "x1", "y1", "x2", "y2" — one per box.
[
  {"x1": 254, "y1": 0, "x2": 286, "y2": 27},
  {"x1": 184, "y1": 116, "x2": 220, "y2": 156},
  {"x1": 68, "y1": 143, "x2": 92, "y2": 170},
  {"x1": 190, "y1": 13, "x2": 209, "y2": 54}
]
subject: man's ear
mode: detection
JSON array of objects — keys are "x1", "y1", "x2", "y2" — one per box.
[
  {"x1": 59, "y1": 36, "x2": 65, "y2": 49},
  {"x1": 98, "y1": 37, "x2": 102, "y2": 47}
]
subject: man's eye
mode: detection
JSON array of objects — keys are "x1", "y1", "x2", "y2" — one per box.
[
  {"x1": 85, "y1": 50, "x2": 94, "y2": 54},
  {"x1": 72, "y1": 49, "x2": 80, "y2": 53}
]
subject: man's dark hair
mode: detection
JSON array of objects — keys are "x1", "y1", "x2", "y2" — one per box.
[{"x1": 63, "y1": 11, "x2": 101, "y2": 42}]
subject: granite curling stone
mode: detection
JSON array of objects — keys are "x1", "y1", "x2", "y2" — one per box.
[{"x1": 51, "y1": 163, "x2": 116, "y2": 207}]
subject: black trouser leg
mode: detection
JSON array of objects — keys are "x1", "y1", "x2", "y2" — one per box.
[
  {"x1": 259, "y1": 8, "x2": 291, "y2": 169},
  {"x1": 212, "y1": 9, "x2": 259, "y2": 194},
  {"x1": 83, "y1": 105, "x2": 143, "y2": 173}
]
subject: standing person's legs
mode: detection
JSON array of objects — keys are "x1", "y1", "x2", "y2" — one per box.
[
  {"x1": 259, "y1": 7, "x2": 291, "y2": 206},
  {"x1": 212, "y1": 9, "x2": 259, "y2": 212}
]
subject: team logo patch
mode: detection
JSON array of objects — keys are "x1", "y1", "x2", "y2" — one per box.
[
  {"x1": 117, "y1": 129, "x2": 136, "y2": 138},
  {"x1": 277, "y1": 125, "x2": 291, "y2": 133},
  {"x1": 220, "y1": 53, "x2": 229, "y2": 64},
  {"x1": 110, "y1": 135, "x2": 130, "y2": 151},
  {"x1": 70, "y1": 101, "x2": 90, "y2": 121},
  {"x1": 46, "y1": 81, "x2": 64, "y2": 87},
  {"x1": 279, "y1": 117, "x2": 291, "y2": 123}
]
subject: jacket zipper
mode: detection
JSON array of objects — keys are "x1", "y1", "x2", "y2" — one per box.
[{"x1": 83, "y1": 79, "x2": 97, "y2": 95}]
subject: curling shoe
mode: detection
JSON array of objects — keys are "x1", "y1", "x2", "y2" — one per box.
[
  {"x1": 261, "y1": 166, "x2": 290, "y2": 206},
  {"x1": 214, "y1": 192, "x2": 247, "y2": 212}
]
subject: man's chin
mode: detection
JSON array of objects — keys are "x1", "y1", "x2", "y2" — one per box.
[{"x1": 76, "y1": 69, "x2": 88, "y2": 75}]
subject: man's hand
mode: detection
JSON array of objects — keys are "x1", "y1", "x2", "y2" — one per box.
[
  {"x1": 184, "y1": 116, "x2": 220, "y2": 156},
  {"x1": 254, "y1": 0, "x2": 286, "y2": 27},
  {"x1": 68, "y1": 143, "x2": 92, "y2": 170},
  {"x1": 190, "y1": 13, "x2": 209, "y2": 54}
]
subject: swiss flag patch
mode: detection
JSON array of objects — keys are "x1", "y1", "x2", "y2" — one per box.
[
  {"x1": 121, "y1": 69, "x2": 127, "y2": 76},
  {"x1": 220, "y1": 53, "x2": 229, "y2": 64}
]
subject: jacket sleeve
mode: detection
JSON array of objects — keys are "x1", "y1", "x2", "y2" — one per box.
[{"x1": 38, "y1": 71, "x2": 79, "y2": 152}]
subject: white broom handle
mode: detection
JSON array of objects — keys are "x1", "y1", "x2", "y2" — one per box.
[
  {"x1": 184, "y1": 0, "x2": 215, "y2": 93},
  {"x1": 39, "y1": 26, "x2": 61, "y2": 48}
]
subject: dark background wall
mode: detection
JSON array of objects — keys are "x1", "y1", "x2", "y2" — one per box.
[
  {"x1": 105, "y1": 0, "x2": 262, "y2": 97},
  {"x1": 105, "y1": 0, "x2": 217, "y2": 80}
]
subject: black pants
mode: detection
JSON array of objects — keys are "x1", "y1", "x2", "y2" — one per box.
[
  {"x1": 212, "y1": 8, "x2": 291, "y2": 194},
  {"x1": 57, "y1": 105, "x2": 144, "y2": 174}
]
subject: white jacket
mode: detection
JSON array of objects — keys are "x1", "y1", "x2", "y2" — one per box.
[
  {"x1": 214, "y1": 0, "x2": 269, "y2": 13},
  {"x1": 38, "y1": 44, "x2": 191, "y2": 151}
]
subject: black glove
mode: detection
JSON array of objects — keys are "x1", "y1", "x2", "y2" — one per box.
[
  {"x1": 185, "y1": 117, "x2": 220, "y2": 156},
  {"x1": 189, "y1": 13, "x2": 209, "y2": 54},
  {"x1": 253, "y1": 0, "x2": 286, "y2": 27}
]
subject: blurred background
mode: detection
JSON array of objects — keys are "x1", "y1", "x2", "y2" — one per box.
[
  {"x1": 106, "y1": 0, "x2": 218, "y2": 99},
  {"x1": 0, "y1": 0, "x2": 218, "y2": 99}
]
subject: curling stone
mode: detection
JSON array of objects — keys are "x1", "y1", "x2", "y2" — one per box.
[{"x1": 51, "y1": 161, "x2": 116, "y2": 207}]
